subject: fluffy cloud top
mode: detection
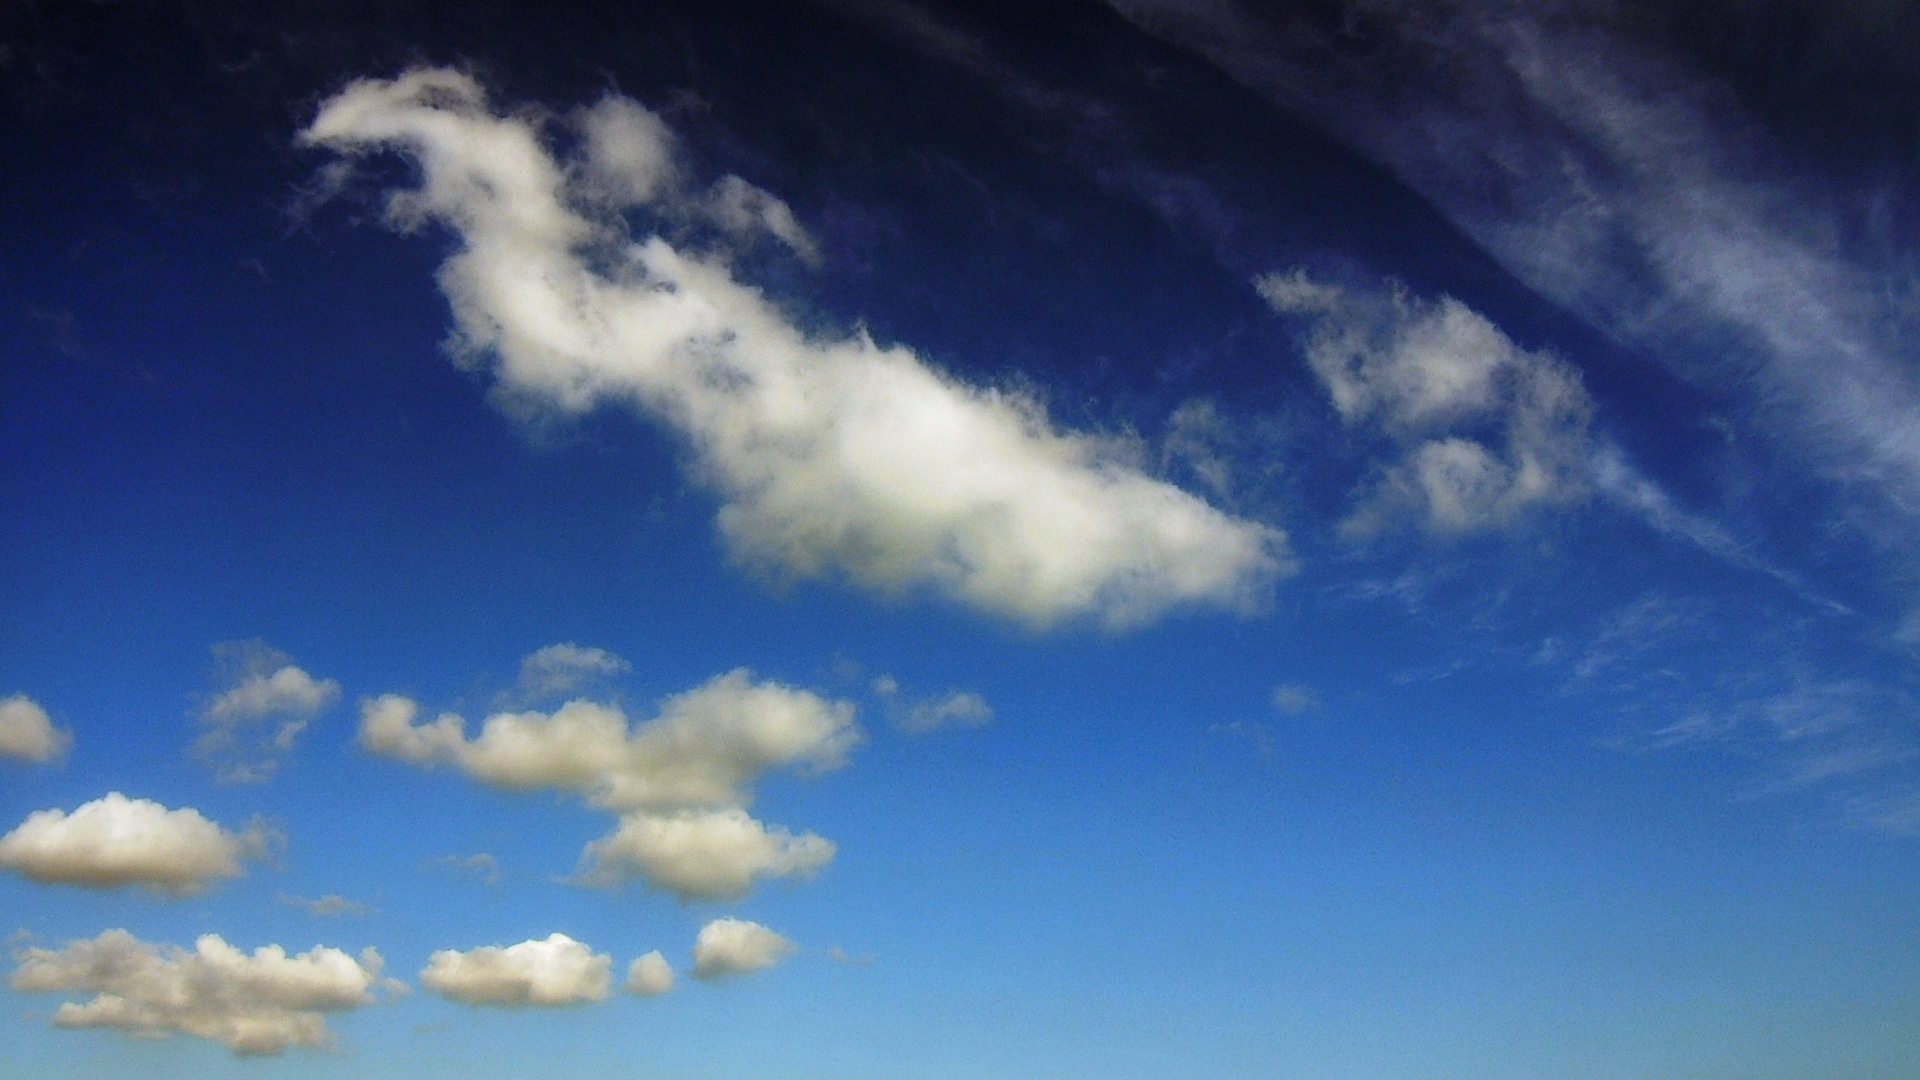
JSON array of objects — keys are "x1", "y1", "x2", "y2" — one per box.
[
  {"x1": 0, "y1": 695, "x2": 68, "y2": 763},
  {"x1": 10, "y1": 929, "x2": 388, "y2": 1055},
  {"x1": 362, "y1": 669, "x2": 852, "y2": 901},
  {"x1": 0, "y1": 792, "x2": 274, "y2": 895},
  {"x1": 690, "y1": 918, "x2": 797, "y2": 980},
  {"x1": 421, "y1": 933, "x2": 611, "y2": 1007},
  {"x1": 624, "y1": 950, "x2": 674, "y2": 996},
  {"x1": 301, "y1": 67, "x2": 1286, "y2": 629},
  {"x1": 195, "y1": 641, "x2": 340, "y2": 784},
  {"x1": 1259, "y1": 270, "x2": 1593, "y2": 537}
]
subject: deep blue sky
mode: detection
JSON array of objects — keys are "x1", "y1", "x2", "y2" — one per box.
[{"x1": 3, "y1": 1, "x2": 1919, "y2": 1077}]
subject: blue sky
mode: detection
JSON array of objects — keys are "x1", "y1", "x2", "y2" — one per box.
[{"x1": 3, "y1": 1, "x2": 1919, "y2": 1076}]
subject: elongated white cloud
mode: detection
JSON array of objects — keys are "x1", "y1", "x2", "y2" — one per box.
[
  {"x1": 301, "y1": 67, "x2": 1287, "y2": 629},
  {"x1": 361, "y1": 668, "x2": 855, "y2": 900},
  {"x1": 421, "y1": 933, "x2": 611, "y2": 1007},
  {"x1": 195, "y1": 641, "x2": 340, "y2": 783},
  {"x1": 577, "y1": 806, "x2": 834, "y2": 901},
  {"x1": 0, "y1": 695, "x2": 68, "y2": 763},
  {"x1": 10, "y1": 929, "x2": 388, "y2": 1055},
  {"x1": 0, "y1": 792, "x2": 274, "y2": 895},
  {"x1": 624, "y1": 950, "x2": 674, "y2": 996},
  {"x1": 690, "y1": 918, "x2": 796, "y2": 980},
  {"x1": 1259, "y1": 270, "x2": 1593, "y2": 536}
]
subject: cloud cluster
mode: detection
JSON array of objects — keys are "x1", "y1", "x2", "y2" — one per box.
[
  {"x1": 0, "y1": 792, "x2": 274, "y2": 895},
  {"x1": 361, "y1": 666, "x2": 853, "y2": 900},
  {"x1": 195, "y1": 641, "x2": 340, "y2": 783},
  {"x1": 691, "y1": 918, "x2": 796, "y2": 980},
  {"x1": 0, "y1": 694, "x2": 68, "y2": 763},
  {"x1": 10, "y1": 929, "x2": 388, "y2": 1055},
  {"x1": 420, "y1": 933, "x2": 611, "y2": 1007},
  {"x1": 1259, "y1": 270, "x2": 1593, "y2": 537},
  {"x1": 301, "y1": 67, "x2": 1287, "y2": 629}
]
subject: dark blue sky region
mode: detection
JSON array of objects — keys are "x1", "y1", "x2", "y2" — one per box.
[{"x1": 3, "y1": 2, "x2": 1919, "y2": 1077}]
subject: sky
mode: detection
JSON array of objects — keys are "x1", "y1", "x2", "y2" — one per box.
[{"x1": 3, "y1": 0, "x2": 1920, "y2": 1076}]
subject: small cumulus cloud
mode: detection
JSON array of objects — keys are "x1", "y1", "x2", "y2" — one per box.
[
  {"x1": 420, "y1": 933, "x2": 611, "y2": 1007},
  {"x1": 194, "y1": 641, "x2": 340, "y2": 784},
  {"x1": 301, "y1": 68, "x2": 1287, "y2": 631},
  {"x1": 0, "y1": 792, "x2": 276, "y2": 896},
  {"x1": 623, "y1": 950, "x2": 674, "y2": 996},
  {"x1": 871, "y1": 674, "x2": 993, "y2": 733},
  {"x1": 0, "y1": 695, "x2": 69, "y2": 764},
  {"x1": 1259, "y1": 270, "x2": 1593, "y2": 538},
  {"x1": 9, "y1": 929, "x2": 390, "y2": 1055},
  {"x1": 362, "y1": 668, "x2": 855, "y2": 901},
  {"x1": 514, "y1": 643, "x2": 631, "y2": 701},
  {"x1": 690, "y1": 918, "x2": 796, "y2": 981}
]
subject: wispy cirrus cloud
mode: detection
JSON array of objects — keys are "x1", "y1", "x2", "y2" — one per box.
[{"x1": 300, "y1": 68, "x2": 1288, "y2": 630}]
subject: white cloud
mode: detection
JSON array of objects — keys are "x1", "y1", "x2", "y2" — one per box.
[
  {"x1": 195, "y1": 641, "x2": 340, "y2": 784},
  {"x1": 0, "y1": 695, "x2": 68, "y2": 763},
  {"x1": 516, "y1": 642, "x2": 631, "y2": 700},
  {"x1": 871, "y1": 675, "x2": 994, "y2": 733},
  {"x1": 1259, "y1": 270, "x2": 1594, "y2": 537},
  {"x1": 301, "y1": 67, "x2": 1287, "y2": 630},
  {"x1": 624, "y1": 950, "x2": 674, "y2": 996},
  {"x1": 10, "y1": 929, "x2": 389, "y2": 1055},
  {"x1": 420, "y1": 933, "x2": 611, "y2": 1007},
  {"x1": 429, "y1": 852, "x2": 501, "y2": 886},
  {"x1": 1269, "y1": 684, "x2": 1319, "y2": 715},
  {"x1": 577, "y1": 806, "x2": 834, "y2": 901},
  {"x1": 690, "y1": 918, "x2": 796, "y2": 980},
  {"x1": 362, "y1": 669, "x2": 855, "y2": 900},
  {"x1": 0, "y1": 792, "x2": 274, "y2": 896}
]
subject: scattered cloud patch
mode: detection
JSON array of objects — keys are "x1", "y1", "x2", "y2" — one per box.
[
  {"x1": 279, "y1": 893, "x2": 371, "y2": 917},
  {"x1": 302, "y1": 67, "x2": 1288, "y2": 630},
  {"x1": 0, "y1": 793, "x2": 275, "y2": 895},
  {"x1": 1259, "y1": 270, "x2": 1593, "y2": 538},
  {"x1": 1269, "y1": 683, "x2": 1319, "y2": 715},
  {"x1": 194, "y1": 641, "x2": 340, "y2": 784},
  {"x1": 690, "y1": 918, "x2": 796, "y2": 980},
  {"x1": 827, "y1": 945, "x2": 875, "y2": 966},
  {"x1": 420, "y1": 933, "x2": 611, "y2": 1007},
  {"x1": 623, "y1": 951, "x2": 674, "y2": 996},
  {"x1": 362, "y1": 669, "x2": 854, "y2": 900},
  {"x1": 515, "y1": 643, "x2": 631, "y2": 701},
  {"x1": 429, "y1": 852, "x2": 501, "y2": 887},
  {"x1": 10, "y1": 929, "x2": 389, "y2": 1055},
  {"x1": 0, "y1": 695, "x2": 68, "y2": 763},
  {"x1": 871, "y1": 675, "x2": 993, "y2": 733}
]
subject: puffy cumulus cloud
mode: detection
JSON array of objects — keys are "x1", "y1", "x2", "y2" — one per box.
[
  {"x1": 576, "y1": 806, "x2": 834, "y2": 901},
  {"x1": 420, "y1": 933, "x2": 610, "y2": 1007},
  {"x1": 195, "y1": 641, "x2": 340, "y2": 784},
  {"x1": 871, "y1": 675, "x2": 994, "y2": 733},
  {"x1": 624, "y1": 950, "x2": 674, "y2": 996},
  {"x1": 362, "y1": 669, "x2": 854, "y2": 901},
  {"x1": 0, "y1": 695, "x2": 68, "y2": 763},
  {"x1": 690, "y1": 918, "x2": 796, "y2": 981},
  {"x1": 516, "y1": 642, "x2": 632, "y2": 700},
  {"x1": 1259, "y1": 270, "x2": 1593, "y2": 537},
  {"x1": 9, "y1": 929, "x2": 390, "y2": 1055},
  {"x1": 301, "y1": 67, "x2": 1287, "y2": 630},
  {"x1": 0, "y1": 793, "x2": 275, "y2": 896}
]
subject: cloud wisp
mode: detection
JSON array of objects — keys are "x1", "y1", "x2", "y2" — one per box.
[
  {"x1": 0, "y1": 792, "x2": 277, "y2": 896},
  {"x1": 10, "y1": 929, "x2": 391, "y2": 1055},
  {"x1": 194, "y1": 641, "x2": 340, "y2": 784},
  {"x1": 362, "y1": 666, "x2": 854, "y2": 901},
  {"x1": 0, "y1": 694, "x2": 68, "y2": 763},
  {"x1": 301, "y1": 67, "x2": 1288, "y2": 630}
]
